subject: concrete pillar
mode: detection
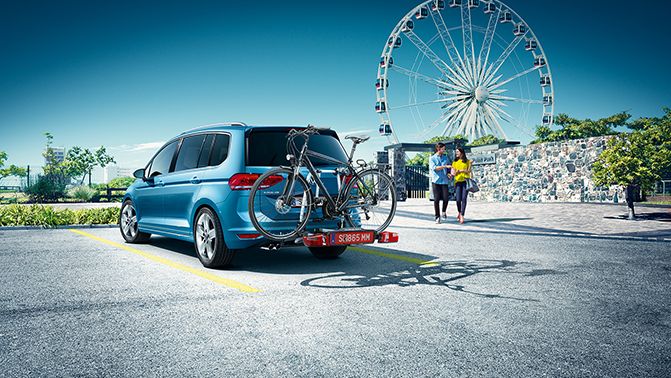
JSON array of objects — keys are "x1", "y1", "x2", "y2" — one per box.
[{"x1": 389, "y1": 147, "x2": 407, "y2": 202}]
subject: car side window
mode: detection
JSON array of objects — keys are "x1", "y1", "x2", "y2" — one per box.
[
  {"x1": 197, "y1": 134, "x2": 215, "y2": 168},
  {"x1": 209, "y1": 134, "x2": 230, "y2": 166},
  {"x1": 174, "y1": 135, "x2": 207, "y2": 172},
  {"x1": 147, "y1": 141, "x2": 178, "y2": 178}
]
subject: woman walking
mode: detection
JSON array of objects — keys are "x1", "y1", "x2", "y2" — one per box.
[
  {"x1": 429, "y1": 142, "x2": 452, "y2": 224},
  {"x1": 451, "y1": 147, "x2": 472, "y2": 224}
]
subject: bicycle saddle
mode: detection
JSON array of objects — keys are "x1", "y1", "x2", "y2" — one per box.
[{"x1": 345, "y1": 135, "x2": 370, "y2": 144}]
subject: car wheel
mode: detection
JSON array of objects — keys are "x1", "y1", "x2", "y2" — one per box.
[
  {"x1": 308, "y1": 246, "x2": 348, "y2": 260},
  {"x1": 194, "y1": 207, "x2": 235, "y2": 268},
  {"x1": 120, "y1": 200, "x2": 151, "y2": 243}
]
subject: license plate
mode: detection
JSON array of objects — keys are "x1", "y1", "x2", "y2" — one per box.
[{"x1": 330, "y1": 231, "x2": 375, "y2": 245}]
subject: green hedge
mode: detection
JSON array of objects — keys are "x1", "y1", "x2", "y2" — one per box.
[{"x1": 0, "y1": 205, "x2": 119, "y2": 227}]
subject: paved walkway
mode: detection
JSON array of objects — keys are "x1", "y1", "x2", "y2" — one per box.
[
  {"x1": 4, "y1": 199, "x2": 670, "y2": 241},
  {"x1": 391, "y1": 199, "x2": 671, "y2": 241}
]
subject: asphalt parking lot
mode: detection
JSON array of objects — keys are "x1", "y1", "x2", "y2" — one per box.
[{"x1": 1, "y1": 201, "x2": 670, "y2": 376}]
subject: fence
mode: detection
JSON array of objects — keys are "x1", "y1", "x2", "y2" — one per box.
[
  {"x1": 651, "y1": 180, "x2": 671, "y2": 196},
  {"x1": 101, "y1": 187, "x2": 128, "y2": 202},
  {"x1": 405, "y1": 165, "x2": 429, "y2": 199}
]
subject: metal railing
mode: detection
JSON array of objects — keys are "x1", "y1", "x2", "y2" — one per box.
[{"x1": 651, "y1": 180, "x2": 671, "y2": 196}]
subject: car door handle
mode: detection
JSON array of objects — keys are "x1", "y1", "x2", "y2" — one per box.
[
  {"x1": 190, "y1": 176, "x2": 201, "y2": 184},
  {"x1": 156, "y1": 179, "x2": 164, "y2": 187}
]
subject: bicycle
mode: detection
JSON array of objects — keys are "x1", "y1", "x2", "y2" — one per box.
[{"x1": 248, "y1": 125, "x2": 397, "y2": 241}]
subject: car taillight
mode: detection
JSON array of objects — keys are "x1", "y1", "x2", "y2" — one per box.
[
  {"x1": 229, "y1": 173, "x2": 284, "y2": 190},
  {"x1": 340, "y1": 174, "x2": 354, "y2": 187},
  {"x1": 260, "y1": 175, "x2": 284, "y2": 189}
]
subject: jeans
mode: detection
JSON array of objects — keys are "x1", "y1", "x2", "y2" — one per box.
[
  {"x1": 455, "y1": 181, "x2": 468, "y2": 216},
  {"x1": 432, "y1": 183, "x2": 449, "y2": 218}
]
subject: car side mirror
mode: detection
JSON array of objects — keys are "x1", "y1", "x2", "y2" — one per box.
[{"x1": 133, "y1": 168, "x2": 146, "y2": 181}]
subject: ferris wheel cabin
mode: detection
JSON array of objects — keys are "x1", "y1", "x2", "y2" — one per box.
[
  {"x1": 380, "y1": 56, "x2": 394, "y2": 68},
  {"x1": 449, "y1": 0, "x2": 462, "y2": 8},
  {"x1": 513, "y1": 23, "x2": 527, "y2": 36},
  {"x1": 542, "y1": 114, "x2": 552, "y2": 125},
  {"x1": 379, "y1": 123, "x2": 392, "y2": 136},
  {"x1": 375, "y1": 78, "x2": 389, "y2": 90},
  {"x1": 468, "y1": 0, "x2": 479, "y2": 9},
  {"x1": 375, "y1": 101, "x2": 387, "y2": 113},
  {"x1": 540, "y1": 75, "x2": 551, "y2": 87},
  {"x1": 543, "y1": 95, "x2": 553, "y2": 106},
  {"x1": 401, "y1": 19, "x2": 415, "y2": 33},
  {"x1": 534, "y1": 56, "x2": 546, "y2": 67},
  {"x1": 525, "y1": 38, "x2": 538, "y2": 51},
  {"x1": 431, "y1": 0, "x2": 445, "y2": 11},
  {"x1": 415, "y1": 7, "x2": 429, "y2": 19},
  {"x1": 499, "y1": 10, "x2": 512, "y2": 23},
  {"x1": 388, "y1": 36, "x2": 402, "y2": 48},
  {"x1": 484, "y1": 1, "x2": 496, "y2": 13}
]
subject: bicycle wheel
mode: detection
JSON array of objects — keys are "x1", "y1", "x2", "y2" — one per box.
[
  {"x1": 343, "y1": 169, "x2": 397, "y2": 232},
  {"x1": 248, "y1": 167, "x2": 313, "y2": 241}
]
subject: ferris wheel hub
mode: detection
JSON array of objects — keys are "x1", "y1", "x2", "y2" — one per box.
[{"x1": 474, "y1": 86, "x2": 490, "y2": 103}]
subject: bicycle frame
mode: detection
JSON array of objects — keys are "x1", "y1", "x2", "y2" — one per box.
[{"x1": 280, "y1": 131, "x2": 377, "y2": 217}]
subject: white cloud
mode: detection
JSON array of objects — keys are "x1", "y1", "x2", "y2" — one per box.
[{"x1": 111, "y1": 141, "x2": 165, "y2": 152}]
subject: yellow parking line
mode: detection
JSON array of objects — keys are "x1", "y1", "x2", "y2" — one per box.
[
  {"x1": 349, "y1": 246, "x2": 439, "y2": 267},
  {"x1": 68, "y1": 229, "x2": 260, "y2": 293}
]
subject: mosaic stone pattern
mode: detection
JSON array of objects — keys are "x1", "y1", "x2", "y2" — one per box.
[{"x1": 469, "y1": 136, "x2": 624, "y2": 203}]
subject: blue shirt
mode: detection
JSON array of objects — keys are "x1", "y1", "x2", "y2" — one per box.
[{"x1": 429, "y1": 153, "x2": 449, "y2": 184}]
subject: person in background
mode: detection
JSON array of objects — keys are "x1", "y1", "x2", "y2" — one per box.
[
  {"x1": 451, "y1": 147, "x2": 472, "y2": 224},
  {"x1": 429, "y1": 142, "x2": 452, "y2": 224}
]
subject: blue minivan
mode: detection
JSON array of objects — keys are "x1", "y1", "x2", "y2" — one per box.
[{"x1": 120, "y1": 122, "x2": 352, "y2": 268}]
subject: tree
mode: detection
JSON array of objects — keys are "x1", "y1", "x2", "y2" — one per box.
[
  {"x1": 532, "y1": 112, "x2": 630, "y2": 143},
  {"x1": 592, "y1": 108, "x2": 671, "y2": 219},
  {"x1": 62, "y1": 145, "x2": 116, "y2": 185},
  {"x1": 469, "y1": 134, "x2": 505, "y2": 147},
  {"x1": 0, "y1": 151, "x2": 27, "y2": 181},
  {"x1": 406, "y1": 135, "x2": 469, "y2": 166}
]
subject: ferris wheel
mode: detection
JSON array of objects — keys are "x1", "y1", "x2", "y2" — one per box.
[{"x1": 376, "y1": 0, "x2": 554, "y2": 144}]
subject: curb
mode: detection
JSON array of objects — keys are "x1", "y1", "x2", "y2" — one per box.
[{"x1": 0, "y1": 224, "x2": 118, "y2": 231}]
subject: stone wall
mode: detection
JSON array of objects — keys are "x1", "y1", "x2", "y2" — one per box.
[{"x1": 468, "y1": 136, "x2": 624, "y2": 203}]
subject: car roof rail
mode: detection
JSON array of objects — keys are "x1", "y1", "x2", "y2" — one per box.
[{"x1": 180, "y1": 122, "x2": 248, "y2": 135}]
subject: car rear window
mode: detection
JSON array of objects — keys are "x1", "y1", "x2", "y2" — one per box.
[{"x1": 246, "y1": 129, "x2": 348, "y2": 167}]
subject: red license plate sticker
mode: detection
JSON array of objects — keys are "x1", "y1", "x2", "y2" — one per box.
[{"x1": 331, "y1": 231, "x2": 375, "y2": 245}]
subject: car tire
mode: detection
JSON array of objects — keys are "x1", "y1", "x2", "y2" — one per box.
[
  {"x1": 308, "y1": 246, "x2": 348, "y2": 260},
  {"x1": 193, "y1": 207, "x2": 235, "y2": 268},
  {"x1": 120, "y1": 200, "x2": 151, "y2": 243}
]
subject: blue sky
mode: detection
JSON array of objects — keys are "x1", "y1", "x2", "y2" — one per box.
[{"x1": 1, "y1": 0, "x2": 669, "y2": 179}]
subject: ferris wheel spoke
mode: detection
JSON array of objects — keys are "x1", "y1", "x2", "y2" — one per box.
[
  {"x1": 442, "y1": 96, "x2": 473, "y2": 111},
  {"x1": 478, "y1": 6, "x2": 502, "y2": 80},
  {"x1": 388, "y1": 98, "x2": 451, "y2": 110},
  {"x1": 423, "y1": 111, "x2": 455, "y2": 138},
  {"x1": 438, "y1": 89, "x2": 469, "y2": 96},
  {"x1": 403, "y1": 30, "x2": 451, "y2": 77},
  {"x1": 489, "y1": 88, "x2": 507, "y2": 95},
  {"x1": 460, "y1": 3, "x2": 476, "y2": 85},
  {"x1": 456, "y1": 100, "x2": 478, "y2": 137},
  {"x1": 428, "y1": 7, "x2": 464, "y2": 69},
  {"x1": 442, "y1": 103, "x2": 471, "y2": 136},
  {"x1": 485, "y1": 102, "x2": 536, "y2": 139},
  {"x1": 489, "y1": 65, "x2": 541, "y2": 90},
  {"x1": 482, "y1": 31, "x2": 528, "y2": 85},
  {"x1": 444, "y1": 106, "x2": 466, "y2": 136},
  {"x1": 482, "y1": 104, "x2": 508, "y2": 139},
  {"x1": 487, "y1": 101, "x2": 513, "y2": 122},
  {"x1": 443, "y1": 65, "x2": 472, "y2": 91},
  {"x1": 491, "y1": 95, "x2": 544, "y2": 105},
  {"x1": 390, "y1": 65, "x2": 450, "y2": 89}
]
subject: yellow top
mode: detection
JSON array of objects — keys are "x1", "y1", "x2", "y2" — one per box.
[{"x1": 452, "y1": 159, "x2": 471, "y2": 183}]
